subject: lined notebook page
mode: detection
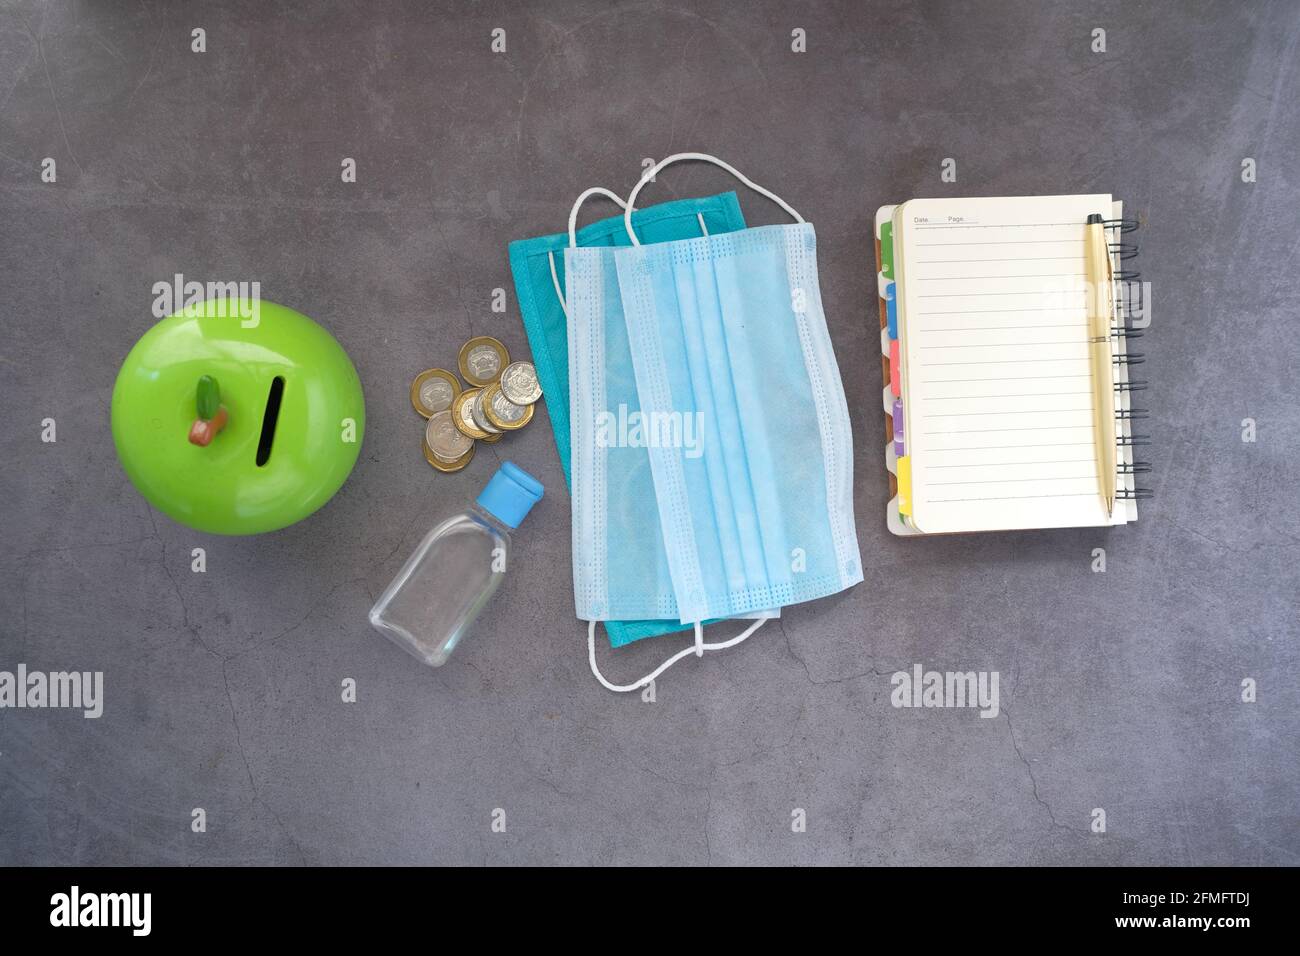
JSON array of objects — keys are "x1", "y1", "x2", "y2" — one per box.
[{"x1": 895, "y1": 195, "x2": 1128, "y2": 533}]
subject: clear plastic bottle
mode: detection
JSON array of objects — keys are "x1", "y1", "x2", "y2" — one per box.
[{"x1": 369, "y1": 461, "x2": 544, "y2": 666}]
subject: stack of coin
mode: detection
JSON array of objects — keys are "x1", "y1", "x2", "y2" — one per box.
[
  {"x1": 424, "y1": 410, "x2": 475, "y2": 473},
  {"x1": 409, "y1": 336, "x2": 544, "y2": 474}
]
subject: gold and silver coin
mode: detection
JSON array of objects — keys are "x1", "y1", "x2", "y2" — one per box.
[
  {"x1": 424, "y1": 409, "x2": 474, "y2": 463},
  {"x1": 458, "y1": 336, "x2": 509, "y2": 387},
  {"x1": 453, "y1": 388, "x2": 491, "y2": 440},
  {"x1": 470, "y1": 389, "x2": 503, "y2": 435},
  {"x1": 453, "y1": 388, "x2": 502, "y2": 443},
  {"x1": 499, "y1": 361, "x2": 543, "y2": 405},
  {"x1": 422, "y1": 436, "x2": 474, "y2": 473},
  {"x1": 482, "y1": 381, "x2": 534, "y2": 431},
  {"x1": 410, "y1": 368, "x2": 461, "y2": 418}
]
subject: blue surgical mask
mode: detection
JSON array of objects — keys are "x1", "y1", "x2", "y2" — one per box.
[
  {"x1": 613, "y1": 155, "x2": 863, "y2": 626},
  {"x1": 508, "y1": 190, "x2": 747, "y2": 649},
  {"x1": 565, "y1": 189, "x2": 781, "y2": 632}
]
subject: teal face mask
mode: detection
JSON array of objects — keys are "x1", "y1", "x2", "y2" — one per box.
[{"x1": 508, "y1": 190, "x2": 747, "y2": 649}]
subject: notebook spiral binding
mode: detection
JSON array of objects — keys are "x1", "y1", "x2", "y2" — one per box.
[{"x1": 1107, "y1": 217, "x2": 1152, "y2": 503}]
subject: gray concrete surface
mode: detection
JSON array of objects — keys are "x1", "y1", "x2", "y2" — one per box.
[{"x1": 2, "y1": 0, "x2": 1297, "y2": 866}]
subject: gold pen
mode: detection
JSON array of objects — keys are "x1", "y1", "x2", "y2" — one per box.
[{"x1": 1084, "y1": 213, "x2": 1117, "y2": 517}]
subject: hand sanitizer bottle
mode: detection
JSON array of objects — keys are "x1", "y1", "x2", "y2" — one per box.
[{"x1": 369, "y1": 461, "x2": 543, "y2": 667}]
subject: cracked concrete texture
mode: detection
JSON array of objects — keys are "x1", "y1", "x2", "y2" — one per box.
[{"x1": 1, "y1": 1, "x2": 1298, "y2": 865}]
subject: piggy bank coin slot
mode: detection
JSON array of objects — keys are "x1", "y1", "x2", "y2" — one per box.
[{"x1": 255, "y1": 376, "x2": 286, "y2": 467}]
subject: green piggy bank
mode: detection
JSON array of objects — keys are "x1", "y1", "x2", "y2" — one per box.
[{"x1": 111, "y1": 299, "x2": 365, "y2": 535}]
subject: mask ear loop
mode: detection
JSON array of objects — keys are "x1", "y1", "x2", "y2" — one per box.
[
  {"x1": 548, "y1": 187, "x2": 632, "y2": 321},
  {"x1": 623, "y1": 152, "x2": 803, "y2": 247},
  {"x1": 587, "y1": 618, "x2": 766, "y2": 693}
]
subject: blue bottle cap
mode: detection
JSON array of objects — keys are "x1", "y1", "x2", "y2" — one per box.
[{"x1": 476, "y1": 461, "x2": 544, "y2": 529}]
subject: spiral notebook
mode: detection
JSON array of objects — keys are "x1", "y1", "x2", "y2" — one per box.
[{"x1": 874, "y1": 194, "x2": 1150, "y2": 535}]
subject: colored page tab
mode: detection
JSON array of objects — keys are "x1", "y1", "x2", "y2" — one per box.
[
  {"x1": 892, "y1": 397, "x2": 905, "y2": 456},
  {"x1": 880, "y1": 222, "x2": 894, "y2": 282},
  {"x1": 890, "y1": 338, "x2": 901, "y2": 397},
  {"x1": 886, "y1": 288, "x2": 898, "y2": 340},
  {"x1": 897, "y1": 455, "x2": 912, "y2": 516}
]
